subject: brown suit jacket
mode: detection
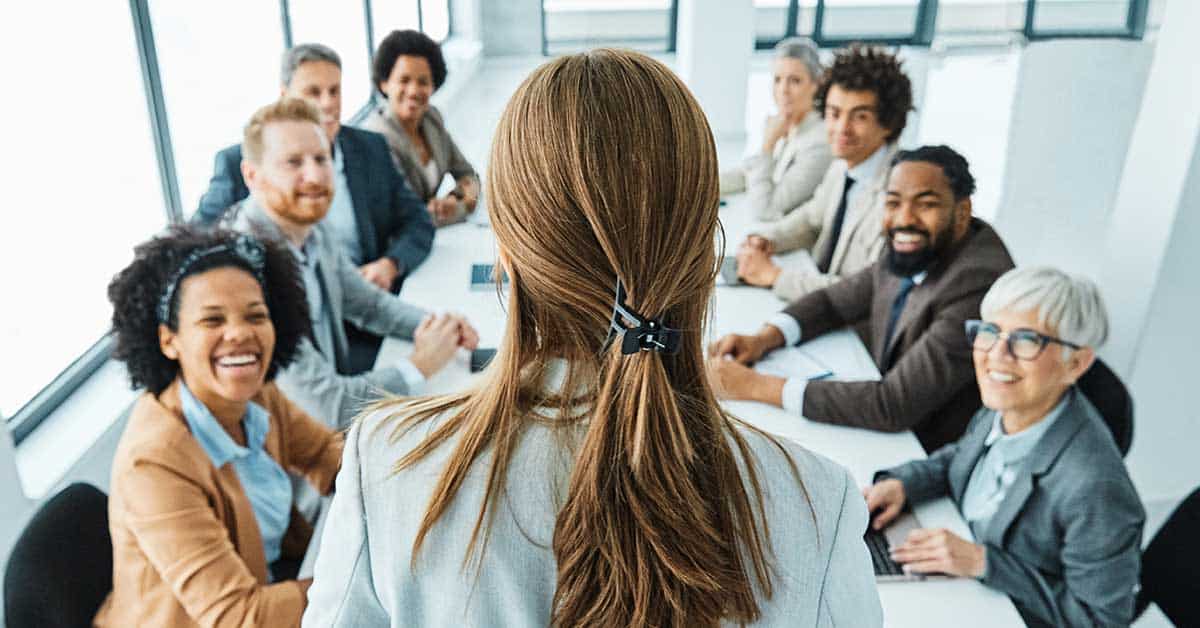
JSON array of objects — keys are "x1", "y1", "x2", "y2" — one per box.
[
  {"x1": 782, "y1": 218, "x2": 1015, "y2": 452},
  {"x1": 94, "y1": 381, "x2": 344, "y2": 628}
]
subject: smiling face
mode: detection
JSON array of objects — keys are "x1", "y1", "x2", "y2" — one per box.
[
  {"x1": 882, "y1": 160, "x2": 971, "y2": 276},
  {"x1": 243, "y1": 119, "x2": 334, "y2": 228},
  {"x1": 823, "y1": 84, "x2": 891, "y2": 166},
  {"x1": 158, "y1": 267, "x2": 275, "y2": 411},
  {"x1": 973, "y1": 308, "x2": 1093, "y2": 428},
  {"x1": 772, "y1": 57, "x2": 817, "y2": 120},
  {"x1": 380, "y1": 55, "x2": 435, "y2": 124},
  {"x1": 283, "y1": 60, "x2": 343, "y2": 143}
]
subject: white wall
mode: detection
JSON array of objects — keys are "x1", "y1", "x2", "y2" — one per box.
[{"x1": 676, "y1": 0, "x2": 754, "y2": 142}]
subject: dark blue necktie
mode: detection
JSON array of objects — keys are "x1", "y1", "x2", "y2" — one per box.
[
  {"x1": 816, "y1": 174, "x2": 855, "y2": 273},
  {"x1": 883, "y1": 276, "x2": 917, "y2": 351}
]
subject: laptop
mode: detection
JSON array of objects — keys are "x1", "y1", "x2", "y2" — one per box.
[{"x1": 864, "y1": 512, "x2": 937, "y2": 582}]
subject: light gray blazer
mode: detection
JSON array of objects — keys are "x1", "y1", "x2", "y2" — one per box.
[
  {"x1": 362, "y1": 104, "x2": 478, "y2": 204},
  {"x1": 722, "y1": 111, "x2": 834, "y2": 222},
  {"x1": 302, "y1": 364, "x2": 883, "y2": 627},
  {"x1": 755, "y1": 144, "x2": 895, "y2": 303},
  {"x1": 882, "y1": 389, "x2": 1144, "y2": 627},
  {"x1": 226, "y1": 202, "x2": 428, "y2": 429}
]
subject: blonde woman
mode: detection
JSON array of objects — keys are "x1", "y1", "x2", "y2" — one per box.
[
  {"x1": 304, "y1": 49, "x2": 880, "y2": 628},
  {"x1": 720, "y1": 37, "x2": 833, "y2": 221}
]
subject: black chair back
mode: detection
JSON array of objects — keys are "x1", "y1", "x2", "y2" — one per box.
[
  {"x1": 1075, "y1": 359, "x2": 1134, "y2": 457},
  {"x1": 4, "y1": 483, "x2": 112, "y2": 628}
]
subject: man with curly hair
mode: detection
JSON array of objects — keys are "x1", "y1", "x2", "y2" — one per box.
[
  {"x1": 225, "y1": 97, "x2": 478, "y2": 434},
  {"x1": 735, "y1": 44, "x2": 913, "y2": 302}
]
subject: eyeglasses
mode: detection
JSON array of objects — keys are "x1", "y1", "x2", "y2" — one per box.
[{"x1": 964, "y1": 320, "x2": 1081, "y2": 361}]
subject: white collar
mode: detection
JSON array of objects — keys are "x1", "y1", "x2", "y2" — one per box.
[{"x1": 845, "y1": 142, "x2": 894, "y2": 185}]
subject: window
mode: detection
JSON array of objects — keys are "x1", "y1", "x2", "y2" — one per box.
[
  {"x1": 289, "y1": 0, "x2": 373, "y2": 113},
  {"x1": 149, "y1": 0, "x2": 286, "y2": 218},
  {"x1": 1, "y1": 3, "x2": 164, "y2": 419},
  {"x1": 372, "y1": 0, "x2": 422, "y2": 50},
  {"x1": 1028, "y1": 0, "x2": 1146, "y2": 38},
  {"x1": 542, "y1": 0, "x2": 677, "y2": 55},
  {"x1": 421, "y1": 0, "x2": 452, "y2": 42}
]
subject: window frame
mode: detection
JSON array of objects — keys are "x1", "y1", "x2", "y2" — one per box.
[{"x1": 1023, "y1": 0, "x2": 1148, "y2": 41}]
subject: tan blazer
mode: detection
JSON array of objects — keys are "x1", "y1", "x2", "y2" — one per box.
[
  {"x1": 781, "y1": 218, "x2": 1015, "y2": 452},
  {"x1": 361, "y1": 104, "x2": 478, "y2": 206},
  {"x1": 756, "y1": 144, "x2": 897, "y2": 302},
  {"x1": 720, "y1": 111, "x2": 834, "y2": 221},
  {"x1": 94, "y1": 381, "x2": 344, "y2": 628}
]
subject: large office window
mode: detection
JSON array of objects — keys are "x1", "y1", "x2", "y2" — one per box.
[
  {"x1": 372, "y1": 0, "x2": 422, "y2": 49},
  {"x1": 1, "y1": 3, "x2": 165, "y2": 418},
  {"x1": 542, "y1": 0, "x2": 677, "y2": 55},
  {"x1": 1029, "y1": 0, "x2": 1145, "y2": 37},
  {"x1": 421, "y1": 0, "x2": 452, "y2": 42},
  {"x1": 150, "y1": 1, "x2": 286, "y2": 218},
  {"x1": 290, "y1": 0, "x2": 373, "y2": 115}
]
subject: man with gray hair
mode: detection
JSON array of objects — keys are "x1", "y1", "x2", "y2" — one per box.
[
  {"x1": 195, "y1": 43, "x2": 434, "y2": 373},
  {"x1": 721, "y1": 37, "x2": 833, "y2": 221}
]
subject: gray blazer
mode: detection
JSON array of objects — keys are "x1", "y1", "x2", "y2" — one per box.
[
  {"x1": 362, "y1": 104, "x2": 478, "y2": 204},
  {"x1": 882, "y1": 390, "x2": 1144, "y2": 627},
  {"x1": 721, "y1": 111, "x2": 834, "y2": 222},
  {"x1": 226, "y1": 202, "x2": 428, "y2": 429},
  {"x1": 302, "y1": 362, "x2": 883, "y2": 627}
]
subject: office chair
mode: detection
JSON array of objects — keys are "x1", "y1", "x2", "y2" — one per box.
[
  {"x1": 1075, "y1": 358, "x2": 1133, "y2": 457},
  {"x1": 4, "y1": 483, "x2": 112, "y2": 628},
  {"x1": 1137, "y1": 486, "x2": 1200, "y2": 625}
]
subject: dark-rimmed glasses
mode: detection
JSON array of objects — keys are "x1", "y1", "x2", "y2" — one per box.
[{"x1": 964, "y1": 320, "x2": 1082, "y2": 361}]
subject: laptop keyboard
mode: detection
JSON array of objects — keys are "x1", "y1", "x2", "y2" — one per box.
[{"x1": 864, "y1": 528, "x2": 905, "y2": 576}]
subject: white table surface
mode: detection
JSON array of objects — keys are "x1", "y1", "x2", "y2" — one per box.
[{"x1": 343, "y1": 199, "x2": 1023, "y2": 627}]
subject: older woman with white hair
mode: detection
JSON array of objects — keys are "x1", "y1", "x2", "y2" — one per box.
[
  {"x1": 720, "y1": 37, "x2": 832, "y2": 221},
  {"x1": 861, "y1": 266, "x2": 1144, "y2": 628}
]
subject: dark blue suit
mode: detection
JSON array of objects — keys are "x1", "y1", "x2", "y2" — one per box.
[{"x1": 193, "y1": 125, "x2": 434, "y2": 277}]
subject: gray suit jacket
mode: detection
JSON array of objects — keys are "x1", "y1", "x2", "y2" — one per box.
[
  {"x1": 303, "y1": 362, "x2": 883, "y2": 627},
  {"x1": 882, "y1": 390, "x2": 1144, "y2": 627},
  {"x1": 226, "y1": 202, "x2": 427, "y2": 429},
  {"x1": 756, "y1": 144, "x2": 896, "y2": 302},
  {"x1": 721, "y1": 111, "x2": 834, "y2": 222},
  {"x1": 782, "y1": 218, "x2": 1015, "y2": 452},
  {"x1": 362, "y1": 104, "x2": 478, "y2": 206}
]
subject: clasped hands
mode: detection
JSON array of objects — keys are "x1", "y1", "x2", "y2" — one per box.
[
  {"x1": 735, "y1": 235, "x2": 783, "y2": 287},
  {"x1": 705, "y1": 326, "x2": 786, "y2": 406},
  {"x1": 862, "y1": 479, "x2": 987, "y2": 578}
]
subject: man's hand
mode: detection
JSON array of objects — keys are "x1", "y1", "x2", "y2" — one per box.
[
  {"x1": 409, "y1": 313, "x2": 464, "y2": 378},
  {"x1": 706, "y1": 356, "x2": 785, "y2": 406},
  {"x1": 743, "y1": 234, "x2": 775, "y2": 255},
  {"x1": 890, "y1": 528, "x2": 987, "y2": 579},
  {"x1": 708, "y1": 326, "x2": 785, "y2": 365},
  {"x1": 427, "y1": 196, "x2": 462, "y2": 226},
  {"x1": 862, "y1": 479, "x2": 907, "y2": 531},
  {"x1": 736, "y1": 243, "x2": 782, "y2": 287},
  {"x1": 359, "y1": 257, "x2": 400, "y2": 291},
  {"x1": 449, "y1": 313, "x2": 480, "y2": 350}
]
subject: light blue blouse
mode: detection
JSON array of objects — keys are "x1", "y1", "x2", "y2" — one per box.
[
  {"x1": 179, "y1": 382, "x2": 292, "y2": 567},
  {"x1": 961, "y1": 391, "x2": 1071, "y2": 535}
]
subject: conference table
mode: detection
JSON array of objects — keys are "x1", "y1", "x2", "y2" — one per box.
[{"x1": 306, "y1": 195, "x2": 1024, "y2": 626}]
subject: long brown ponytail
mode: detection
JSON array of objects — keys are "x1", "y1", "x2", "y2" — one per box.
[{"x1": 376, "y1": 49, "x2": 802, "y2": 627}]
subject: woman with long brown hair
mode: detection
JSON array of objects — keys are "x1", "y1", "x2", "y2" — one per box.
[{"x1": 303, "y1": 49, "x2": 880, "y2": 627}]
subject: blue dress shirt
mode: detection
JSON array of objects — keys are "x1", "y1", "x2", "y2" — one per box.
[
  {"x1": 324, "y1": 144, "x2": 366, "y2": 265},
  {"x1": 179, "y1": 382, "x2": 292, "y2": 568}
]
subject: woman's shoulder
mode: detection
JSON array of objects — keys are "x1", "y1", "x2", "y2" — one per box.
[
  {"x1": 345, "y1": 399, "x2": 463, "y2": 478},
  {"x1": 112, "y1": 392, "x2": 209, "y2": 480},
  {"x1": 731, "y1": 423, "x2": 856, "y2": 524}
]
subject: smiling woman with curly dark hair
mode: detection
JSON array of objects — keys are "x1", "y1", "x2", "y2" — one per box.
[{"x1": 95, "y1": 224, "x2": 344, "y2": 628}]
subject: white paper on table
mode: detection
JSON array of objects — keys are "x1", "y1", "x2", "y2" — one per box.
[{"x1": 753, "y1": 347, "x2": 833, "y2": 380}]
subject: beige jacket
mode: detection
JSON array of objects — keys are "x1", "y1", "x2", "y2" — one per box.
[
  {"x1": 94, "y1": 381, "x2": 343, "y2": 628},
  {"x1": 756, "y1": 143, "x2": 896, "y2": 302},
  {"x1": 721, "y1": 111, "x2": 833, "y2": 221}
]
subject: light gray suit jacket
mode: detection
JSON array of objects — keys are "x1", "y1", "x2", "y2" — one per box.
[
  {"x1": 362, "y1": 104, "x2": 478, "y2": 206},
  {"x1": 721, "y1": 111, "x2": 834, "y2": 221},
  {"x1": 303, "y1": 362, "x2": 883, "y2": 627},
  {"x1": 226, "y1": 202, "x2": 428, "y2": 429},
  {"x1": 882, "y1": 389, "x2": 1144, "y2": 627},
  {"x1": 755, "y1": 144, "x2": 895, "y2": 302}
]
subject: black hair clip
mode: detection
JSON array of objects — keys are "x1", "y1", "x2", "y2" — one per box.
[{"x1": 606, "y1": 277, "x2": 681, "y2": 355}]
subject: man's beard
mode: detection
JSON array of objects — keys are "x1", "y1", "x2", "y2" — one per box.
[
  {"x1": 884, "y1": 226, "x2": 948, "y2": 277},
  {"x1": 260, "y1": 177, "x2": 331, "y2": 226}
]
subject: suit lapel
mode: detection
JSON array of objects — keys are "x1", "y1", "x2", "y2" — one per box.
[
  {"x1": 948, "y1": 411, "x2": 993, "y2": 504},
  {"x1": 882, "y1": 278, "x2": 934, "y2": 366},
  {"x1": 872, "y1": 271, "x2": 901, "y2": 365},
  {"x1": 336, "y1": 130, "x2": 379, "y2": 261},
  {"x1": 980, "y1": 393, "x2": 1088, "y2": 546}
]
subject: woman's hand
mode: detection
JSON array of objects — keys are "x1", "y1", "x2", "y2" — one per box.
[
  {"x1": 427, "y1": 196, "x2": 463, "y2": 226},
  {"x1": 890, "y1": 528, "x2": 987, "y2": 578},
  {"x1": 861, "y1": 479, "x2": 907, "y2": 530}
]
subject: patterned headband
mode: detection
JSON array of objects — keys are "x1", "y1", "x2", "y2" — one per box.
[{"x1": 156, "y1": 234, "x2": 268, "y2": 325}]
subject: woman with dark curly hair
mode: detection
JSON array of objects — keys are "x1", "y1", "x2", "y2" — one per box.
[
  {"x1": 94, "y1": 225, "x2": 343, "y2": 628},
  {"x1": 363, "y1": 29, "x2": 480, "y2": 226}
]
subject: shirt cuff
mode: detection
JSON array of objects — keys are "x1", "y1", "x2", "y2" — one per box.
[
  {"x1": 767, "y1": 313, "x2": 802, "y2": 346},
  {"x1": 395, "y1": 359, "x2": 427, "y2": 395},
  {"x1": 781, "y1": 377, "x2": 808, "y2": 415}
]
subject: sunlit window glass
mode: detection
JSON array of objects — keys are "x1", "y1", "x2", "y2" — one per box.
[
  {"x1": 1, "y1": 3, "x2": 165, "y2": 416},
  {"x1": 290, "y1": 0, "x2": 372, "y2": 115}
]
